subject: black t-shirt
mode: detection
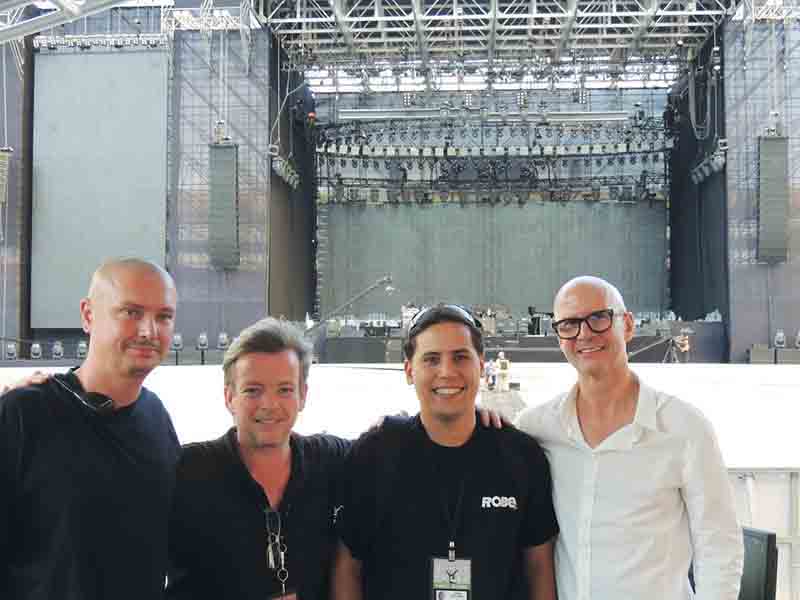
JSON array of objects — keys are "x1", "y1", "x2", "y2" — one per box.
[
  {"x1": 0, "y1": 372, "x2": 180, "y2": 600},
  {"x1": 166, "y1": 428, "x2": 351, "y2": 600},
  {"x1": 337, "y1": 414, "x2": 559, "y2": 600}
]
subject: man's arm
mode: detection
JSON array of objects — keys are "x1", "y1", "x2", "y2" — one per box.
[
  {"x1": 0, "y1": 392, "x2": 26, "y2": 584},
  {"x1": 331, "y1": 541, "x2": 363, "y2": 600},
  {"x1": 523, "y1": 538, "x2": 557, "y2": 600},
  {"x1": 681, "y1": 414, "x2": 743, "y2": 600}
]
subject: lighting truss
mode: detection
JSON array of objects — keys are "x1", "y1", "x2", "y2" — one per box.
[
  {"x1": 32, "y1": 32, "x2": 167, "y2": 49},
  {"x1": 257, "y1": 0, "x2": 737, "y2": 91},
  {"x1": 317, "y1": 173, "x2": 667, "y2": 203},
  {"x1": 0, "y1": 0, "x2": 169, "y2": 45}
]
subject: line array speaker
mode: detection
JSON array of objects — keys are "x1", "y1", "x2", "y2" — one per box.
[{"x1": 758, "y1": 136, "x2": 789, "y2": 263}]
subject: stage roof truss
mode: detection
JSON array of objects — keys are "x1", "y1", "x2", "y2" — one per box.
[{"x1": 260, "y1": 0, "x2": 737, "y2": 85}]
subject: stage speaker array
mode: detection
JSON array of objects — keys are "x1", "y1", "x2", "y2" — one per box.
[
  {"x1": 757, "y1": 137, "x2": 789, "y2": 263},
  {"x1": 208, "y1": 143, "x2": 240, "y2": 269}
]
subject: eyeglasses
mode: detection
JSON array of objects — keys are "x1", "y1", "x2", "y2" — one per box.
[
  {"x1": 551, "y1": 308, "x2": 618, "y2": 340},
  {"x1": 52, "y1": 374, "x2": 115, "y2": 416},
  {"x1": 407, "y1": 304, "x2": 480, "y2": 338}
]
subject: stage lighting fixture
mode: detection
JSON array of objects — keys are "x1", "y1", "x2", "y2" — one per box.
[
  {"x1": 217, "y1": 331, "x2": 231, "y2": 351},
  {"x1": 77, "y1": 339, "x2": 88, "y2": 359},
  {"x1": 710, "y1": 152, "x2": 726, "y2": 172},
  {"x1": 774, "y1": 329, "x2": 786, "y2": 348},
  {"x1": 52, "y1": 340, "x2": 64, "y2": 360},
  {"x1": 6, "y1": 341, "x2": 16, "y2": 360},
  {"x1": 30, "y1": 342, "x2": 42, "y2": 359},
  {"x1": 171, "y1": 333, "x2": 184, "y2": 352}
]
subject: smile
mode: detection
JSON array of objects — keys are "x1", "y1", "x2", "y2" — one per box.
[
  {"x1": 433, "y1": 386, "x2": 465, "y2": 396},
  {"x1": 129, "y1": 346, "x2": 158, "y2": 354},
  {"x1": 254, "y1": 417, "x2": 284, "y2": 424},
  {"x1": 577, "y1": 346, "x2": 604, "y2": 354}
]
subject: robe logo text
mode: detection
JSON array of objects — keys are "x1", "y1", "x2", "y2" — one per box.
[{"x1": 480, "y1": 496, "x2": 518, "y2": 510}]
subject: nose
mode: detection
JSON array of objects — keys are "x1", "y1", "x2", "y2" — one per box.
[
  {"x1": 137, "y1": 315, "x2": 156, "y2": 338},
  {"x1": 258, "y1": 391, "x2": 281, "y2": 411},
  {"x1": 576, "y1": 320, "x2": 594, "y2": 341},
  {"x1": 438, "y1": 355, "x2": 457, "y2": 376}
]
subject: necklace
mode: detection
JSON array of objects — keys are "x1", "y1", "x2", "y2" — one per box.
[{"x1": 265, "y1": 508, "x2": 289, "y2": 595}]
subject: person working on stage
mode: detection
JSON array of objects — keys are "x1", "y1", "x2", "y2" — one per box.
[
  {"x1": 516, "y1": 276, "x2": 743, "y2": 600},
  {"x1": 332, "y1": 304, "x2": 558, "y2": 600}
]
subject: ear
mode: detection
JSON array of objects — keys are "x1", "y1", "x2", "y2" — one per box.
[
  {"x1": 479, "y1": 354, "x2": 485, "y2": 378},
  {"x1": 404, "y1": 359, "x2": 414, "y2": 385},
  {"x1": 224, "y1": 384, "x2": 236, "y2": 415},
  {"x1": 79, "y1": 297, "x2": 93, "y2": 334},
  {"x1": 622, "y1": 311, "x2": 635, "y2": 343}
]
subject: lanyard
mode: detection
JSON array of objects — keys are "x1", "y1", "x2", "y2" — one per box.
[
  {"x1": 438, "y1": 476, "x2": 466, "y2": 562},
  {"x1": 427, "y1": 435, "x2": 470, "y2": 562}
]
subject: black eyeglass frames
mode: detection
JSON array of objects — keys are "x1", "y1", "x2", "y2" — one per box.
[{"x1": 551, "y1": 308, "x2": 620, "y2": 340}]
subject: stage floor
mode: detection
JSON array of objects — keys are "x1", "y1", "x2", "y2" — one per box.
[{"x1": 1, "y1": 362, "x2": 797, "y2": 470}]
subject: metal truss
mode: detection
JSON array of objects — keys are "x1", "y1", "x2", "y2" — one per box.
[
  {"x1": 258, "y1": 0, "x2": 736, "y2": 83},
  {"x1": 0, "y1": 0, "x2": 137, "y2": 45},
  {"x1": 0, "y1": 7, "x2": 24, "y2": 78},
  {"x1": 316, "y1": 174, "x2": 667, "y2": 203}
]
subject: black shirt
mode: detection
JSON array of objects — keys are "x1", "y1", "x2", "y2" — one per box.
[
  {"x1": 337, "y1": 414, "x2": 559, "y2": 600},
  {"x1": 166, "y1": 428, "x2": 351, "y2": 600},
  {"x1": 0, "y1": 372, "x2": 180, "y2": 600}
]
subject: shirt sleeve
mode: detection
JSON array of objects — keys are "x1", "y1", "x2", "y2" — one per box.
[
  {"x1": 0, "y1": 391, "x2": 26, "y2": 580},
  {"x1": 518, "y1": 436, "x2": 560, "y2": 548},
  {"x1": 681, "y1": 413, "x2": 744, "y2": 600},
  {"x1": 334, "y1": 431, "x2": 378, "y2": 561},
  {"x1": 165, "y1": 449, "x2": 204, "y2": 600}
]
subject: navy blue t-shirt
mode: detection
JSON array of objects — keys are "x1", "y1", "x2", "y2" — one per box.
[{"x1": 0, "y1": 372, "x2": 180, "y2": 600}]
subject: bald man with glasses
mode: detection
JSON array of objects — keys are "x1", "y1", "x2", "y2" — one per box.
[{"x1": 516, "y1": 276, "x2": 743, "y2": 600}]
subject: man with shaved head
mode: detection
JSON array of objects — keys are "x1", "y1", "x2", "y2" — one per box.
[
  {"x1": 0, "y1": 258, "x2": 180, "y2": 600},
  {"x1": 516, "y1": 276, "x2": 743, "y2": 600}
]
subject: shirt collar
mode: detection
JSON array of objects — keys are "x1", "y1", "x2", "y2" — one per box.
[
  {"x1": 631, "y1": 378, "x2": 659, "y2": 432},
  {"x1": 556, "y1": 374, "x2": 660, "y2": 446}
]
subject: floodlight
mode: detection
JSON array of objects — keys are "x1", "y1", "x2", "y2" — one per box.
[
  {"x1": 171, "y1": 333, "x2": 184, "y2": 352},
  {"x1": 197, "y1": 332, "x2": 209, "y2": 351},
  {"x1": 217, "y1": 331, "x2": 230, "y2": 351}
]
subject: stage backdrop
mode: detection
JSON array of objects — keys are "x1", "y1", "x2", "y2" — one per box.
[
  {"x1": 319, "y1": 201, "x2": 668, "y2": 316},
  {"x1": 31, "y1": 49, "x2": 168, "y2": 328}
]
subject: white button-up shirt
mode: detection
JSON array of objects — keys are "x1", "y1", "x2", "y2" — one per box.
[{"x1": 516, "y1": 379, "x2": 743, "y2": 600}]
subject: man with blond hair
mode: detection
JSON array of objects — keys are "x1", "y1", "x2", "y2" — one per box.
[
  {"x1": 166, "y1": 317, "x2": 350, "y2": 600},
  {"x1": 516, "y1": 276, "x2": 743, "y2": 600},
  {"x1": 0, "y1": 258, "x2": 180, "y2": 600}
]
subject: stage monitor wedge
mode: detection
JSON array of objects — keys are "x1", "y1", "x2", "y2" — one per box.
[
  {"x1": 739, "y1": 527, "x2": 778, "y2": 600},
  {"x1": 757, "y1": 136, "x2": 789, "y2": 264},
  {"x1": 208, "y1": 143, "x2": 240, "y2": 270}
]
